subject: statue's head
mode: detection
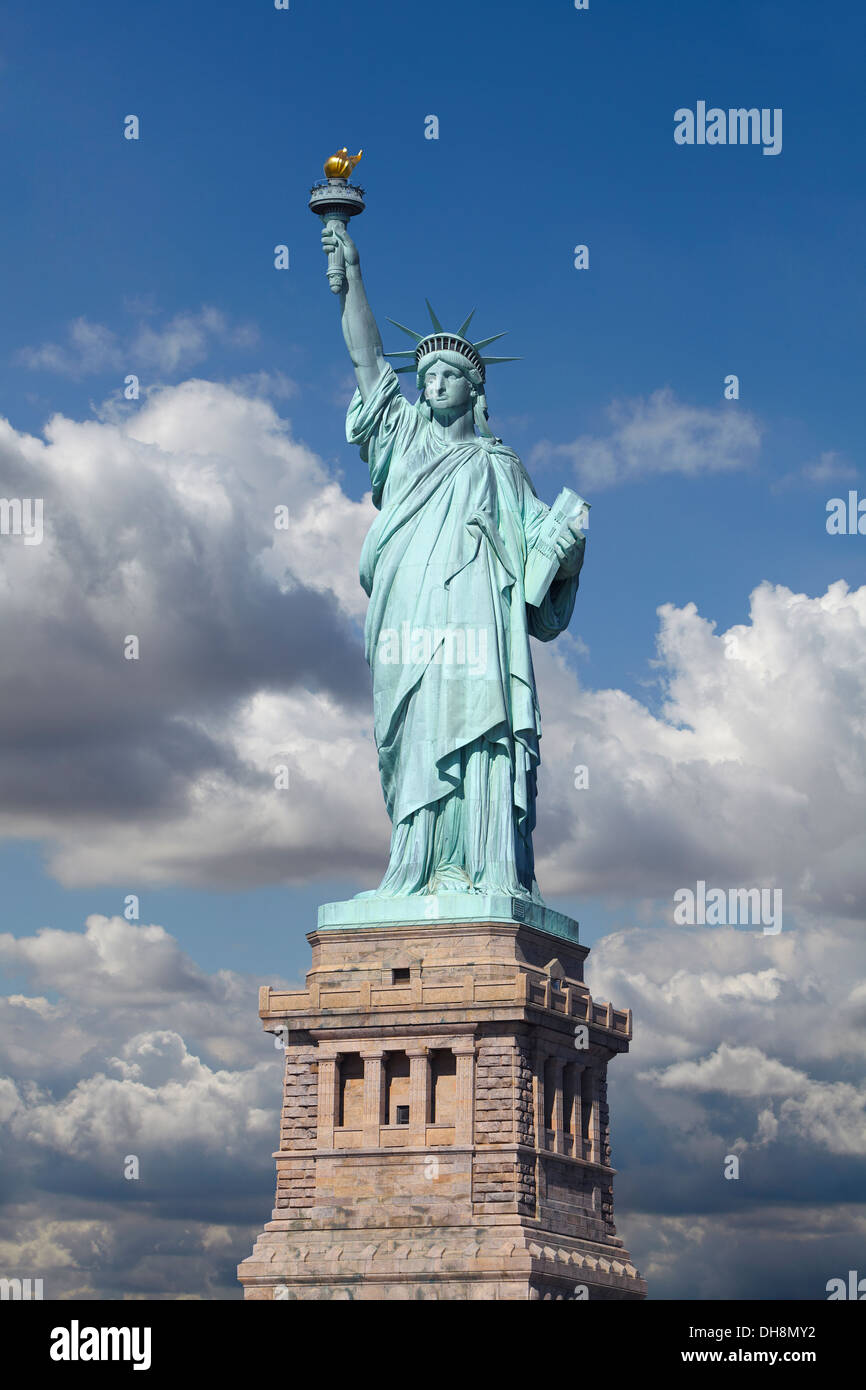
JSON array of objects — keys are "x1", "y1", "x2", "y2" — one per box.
[
  {"x1": 419, "y1": 352, "x2": 478, "y2": 419},
  {"x1": 385, "y1": 306, "x2": 519, "y2": 439},
  {"x1": 418, "y1": 351, "x2": 491, "y2": 434}
]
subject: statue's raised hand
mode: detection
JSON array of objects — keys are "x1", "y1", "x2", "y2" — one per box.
[{"x1": 321, "y1": 223, "x2": 360, "y2": 266}]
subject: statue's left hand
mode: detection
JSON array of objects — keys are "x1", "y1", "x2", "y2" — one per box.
[{"x1": 554, "y1": 518, "x2": 585, "y2": 579}]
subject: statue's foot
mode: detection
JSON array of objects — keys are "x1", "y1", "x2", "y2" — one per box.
[
  {"x1": 512, "y1": 884, "x2": 540, "y2": 902},
  {"x1": 469, "y1": 881, "x2": 539, "y2": 902},
  {"x1": 429, "y1": 867, "x2": 473, "y2": 894},
  {"x1": 354, "y1": 887, "x2": 425, "y2": 900}
]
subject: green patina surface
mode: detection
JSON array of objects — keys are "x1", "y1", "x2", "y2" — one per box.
[
  {"x1": 318, "y1": 195, "x2": 587, "y2": 917},
  {"x1": 317, "y1": 893, "x2": 580, "y2": 944}
]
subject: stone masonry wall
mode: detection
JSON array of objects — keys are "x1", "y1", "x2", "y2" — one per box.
[
  {"x1": 473, "y1": 1038, "x2": 516, "y2": 1209},
  {"x1": 513, "y1": 1042, "x2": 535, "y2": 1148},
  {"x1": 597, "y1": 1066, "x2": 614, "y2": 1231},
  {"x1": 274, "y1": 1044, "x2": 317, "y2": 1215},
  {"x1": 513, "y1": 1039, "x2": 537, "y2": 1215},
  {"x1": 474, "y1": 1040, "x2": 514, "y2": 1145},
  {"x1": 275, "y1": 1159, "x2": 315, "y2": 1215},
  {"x1": 473, "y1": 1153, "x2": 514, "y2": 1206},
  {"x1": 516, "y1": 1155, "x2": 536, "y2": 1216}
]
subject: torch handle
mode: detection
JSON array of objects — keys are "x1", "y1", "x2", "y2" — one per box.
[{"x1": 322, "y1": 214, "x2": 347, "y2": 294}]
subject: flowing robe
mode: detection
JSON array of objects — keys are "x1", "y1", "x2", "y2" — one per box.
[{"x1": 348, "y1": 364, "x2": 583, "y2": 898}]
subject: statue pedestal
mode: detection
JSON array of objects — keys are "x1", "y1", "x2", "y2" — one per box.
[
  {"x1": 316, "y1": 893, "x2": 581, "y2": 943},
  {"x1": 238, "y1": 908, "x2": 646, "y2": 1300}
]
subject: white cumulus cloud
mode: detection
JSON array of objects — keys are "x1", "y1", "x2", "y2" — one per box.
[{"x1": 531, "y1": 387, "x2": 762, "y2": 489}]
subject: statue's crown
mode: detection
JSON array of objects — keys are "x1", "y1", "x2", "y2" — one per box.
[{"x1": 385, "y1": 302, "x2": 519, "y2": 384}]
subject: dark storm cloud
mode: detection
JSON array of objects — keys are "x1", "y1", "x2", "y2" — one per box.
[{"x1": 0, "y1": 381, "x2": 368, "y2": 832}]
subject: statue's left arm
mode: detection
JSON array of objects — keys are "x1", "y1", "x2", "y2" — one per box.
[{"x1": 520, "y1": 484, "x2": 586, "y2": 641}]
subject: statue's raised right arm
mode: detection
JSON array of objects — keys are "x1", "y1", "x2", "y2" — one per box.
[{"x1": 321, "y1": 225, "x2": 384, "y2": 402}]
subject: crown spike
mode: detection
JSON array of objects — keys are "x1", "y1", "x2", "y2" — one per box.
[
  {"x1": 480, "y1": 355, "x2": 521, "y2": 365},
  {"x1": 425, "y1": 300, "x2": 444, "y2": 332},
  {"x1": 383, "y1": 350, "x2": 418, "y2": 358},
  {"x1": 473, "y1": 332, "x2": 508, "y2": 350},
  {"x1": 386, "y1": 317, "x2": 424, "y2": 342},
  {"x1": 456, "y1": 309, "x2": 476, "y2": 337}
]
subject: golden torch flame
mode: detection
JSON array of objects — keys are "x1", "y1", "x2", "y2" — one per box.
[{"x1": 323, "y1": 148, "x2": 363, "y2": 179}]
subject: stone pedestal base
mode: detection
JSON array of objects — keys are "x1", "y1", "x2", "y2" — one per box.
[
  {"x1": 238, "y1": 908, "x2": 646, "y2": 1301},
  {"x1": 244, "y1": 1222, "x2": 642, "y2": 1301}
]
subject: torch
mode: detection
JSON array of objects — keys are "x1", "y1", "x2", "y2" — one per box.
[{"x1": 308, "y1": 148, "x2": 365, "y2": 294}]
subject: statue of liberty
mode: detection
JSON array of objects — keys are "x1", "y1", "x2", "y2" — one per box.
[{"x1": 321, "y1": 217, "x2": 587, "y2": 904}]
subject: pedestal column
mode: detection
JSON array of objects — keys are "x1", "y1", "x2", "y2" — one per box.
[
  {"x1": 550, "y1": 1058, "x2": 566, "y2": 1154},
  {"x1": 361, "y1": 1049, "x2": 385, "y2": 1146},
  {"x1": 316, "y1": 1054, "x2": 339, "y2": 1150},
  {"x1": 453, "y1": 1042, "x2": 475, "y2": 1146},
  {"x1": 407, "y1": 1046, "x2": 429, "y2": 1145}
]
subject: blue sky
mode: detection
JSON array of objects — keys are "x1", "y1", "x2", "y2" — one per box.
[{"x1": 1, "y1": 0, "x2": 864, "y2": 1301}]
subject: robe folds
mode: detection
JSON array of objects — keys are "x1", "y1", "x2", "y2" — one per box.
[{"x1": 347, "y1": 364, "x2": 583, "y2": 898}]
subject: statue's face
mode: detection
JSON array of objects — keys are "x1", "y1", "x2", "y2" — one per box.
[{"x1": 423, "y1": 361, "x2": 473, "y2": 414}]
